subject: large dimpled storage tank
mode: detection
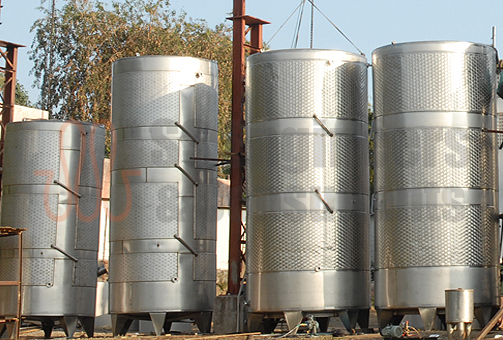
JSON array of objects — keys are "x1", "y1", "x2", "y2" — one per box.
[
  {"x1": 0, "y1": 120, "x2": 105, "y2": 338},
  {"x1": 373, "y1": 41, "x2": 500, "y2": 330},
  {"x1": 246, "y1": 49, "x2": 370, "y2": 332},
  {"x1": 109, "y1": 56, "x2": 218, "y2": 336}
]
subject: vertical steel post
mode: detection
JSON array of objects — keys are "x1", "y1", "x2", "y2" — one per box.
[
  {"x1": 16, "y1": 231, "x2": 23, "y2": 340},
  {"x1": 249, "y1": 24, "x2": 264, "y2": 52},
  {"x1": 2, "y1": 44, "x2": 18, "y2": 132},
  {"x1": 0, "y1": 41, "x2": 23, "y2": 198},
  {"x1": 228, "y1": 0, "x2": 246, "y2": 295}
]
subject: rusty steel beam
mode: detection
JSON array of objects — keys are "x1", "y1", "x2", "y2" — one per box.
[
  {"x1": 248, "y1": 21, "x2": 265, "y2": 52},
  {"x1": 228, "y1": 0, "x2": 246, "y2": 295},
  {"x1": 0, "y1": 41, "x2": 24, "y2": 198},
  {"x1": 228, "y1": 1, "x2": 269, "y2": 295},
  {"x1": 2, "y1": 44, "x2": 18, "y2": 132}
]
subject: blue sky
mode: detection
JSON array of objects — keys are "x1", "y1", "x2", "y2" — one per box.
[{"x1": 3, "y1": 0, "x2": 503, "y2": 104}]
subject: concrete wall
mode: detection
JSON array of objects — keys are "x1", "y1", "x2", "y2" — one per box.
[{"x1": 13, "y1": 105, "x2": 48, "y2": 122}]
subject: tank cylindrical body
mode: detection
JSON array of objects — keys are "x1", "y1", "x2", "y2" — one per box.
[
  {"x1": 109, "y1": 56, "x2": 218, "y2": 316},
  {"x1": 373, "y1": 42, "x2": 500, "y2": 312},
  {"x1": 246, "y1": 49, "x2": 370, "y2": 313},
  {"x1": 445, "y1": 289, "x2": 474, "y2": 323},
  {"x1": 0, "y1": 120, "x2": 105, "y2": 318}
]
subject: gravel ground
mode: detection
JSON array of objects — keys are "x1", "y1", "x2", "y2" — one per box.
[
  {"x1": 17, "y1": 325, "x2": 503, "y2": 340},
  {"x1": 15, "y1": 329, "x2": 503, "y2": 340},
  {"x1": 14, "y1": 308, "x2": 503, "y2": 340}
]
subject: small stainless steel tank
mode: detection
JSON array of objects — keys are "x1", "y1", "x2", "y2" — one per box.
[
  {"x1": 445, "y1": 289, "x2": 474, "y2": 340},
  {"x1": 0, "y1": 120, "x2": 105, "y2": 337},
  {"x1": 373, "y1": 41, "x2": 500, "y2": 330},
  {"x1": 109, "y1": 56, "x2": 218, "y2": 336},
  {"x1": 246, "y1": 49, "x2": 370, "y2": 332}
]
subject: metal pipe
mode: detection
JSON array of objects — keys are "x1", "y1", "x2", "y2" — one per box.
[
  {"x1": 310, "y1": 0, "x2": 314, "y2": 49},
  {"x1": 53, "y1": 180, "x2": 82, "y2": 198},
  {"x1": 50, "y1": 244, "x2": 79, "y2": 262},
  {"x1": 190, "y1": 157, "x2": 230, "y2": 162},
  {"x1": 313, "y1": 114, "x2": 334, "y2": 137},
  {"x1": 493, "y1": 26, "x2": 496, "y2": 48},
  {"x1": 16, "y1": 231, "x2": 23, "y2": 340},
  {"x1": 175, "y1": 122, "x2": 199, "y2": 144},
  {"x1": 174, "y1": 164, "x2": 198, "y2": 186},
  {"x1": 314, "y1": 189, "x2": 334, "y2": 214},
  {"x1": 173, "y1": 235, "x2": 198, "y2": 256}
]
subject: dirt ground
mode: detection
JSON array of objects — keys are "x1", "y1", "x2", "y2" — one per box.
[
  {"x1": 15, "y1": 308, "x2": 503, "y2": 340},
  {"x1": 17, "y1": 328, "x2": 503, "y2": 340}
]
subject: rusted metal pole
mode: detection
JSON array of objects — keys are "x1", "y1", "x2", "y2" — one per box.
[
  {"x1": 0, "y1": 42, "x2": 22, "y2": 198},
  {"x1": 2, "y1": 44, "x2": 18, "y2": 135},
  {"x1": 228, "y1": 0, "x2": 246, "y2": 295},
  {"x1": 249, "y1": 24, "x2": 263, "y2": 52}
]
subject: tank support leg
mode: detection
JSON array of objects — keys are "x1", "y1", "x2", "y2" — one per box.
[
  {"x1": 391, "y1": 315, "x2": 404, "y2": 325},
  {"x1": 419, "y1": 307, "x2": 437, "y2": 331},
  {"x1": 358, "y1": 309, "x2": 370, "y2": 330},
  {"x1": 42, "y1": 320, "x2": 54, "y2": 339},
  {"x1": 262, "y1": 318, "x2": 278, "y2": 334},
  {"x1": 4, "y1": 322, "x2": 15, "y2": 339},
  {"x1": 474, "y1": 307, "x2": 493, "y2": 327},
  {"x1": 284, "y1": 311, "x2": 303, "y2": 334},
  {"x1": 247, "y1": 313, "x2": 263, "y2": 333},
  {"x1": 317, "y1": 317, "x2": 330, "y2": 332},
  {"x1": 438, "y1": 313, "x2": 446, "y2": 329},
  {"x1": 79, "y1": 316, "x2": 95, "y2": 337},
  {"x1": 112, "y1": 314, "x2": 133, "y2": 336},
  {"x1": 60, "y1": 316, "x2": 78, "y2": 338},
  {"x1": 150, "y1": 313, "x2": 167, "y2": 336},
  {"x1": 377, "y1": 309, "x2": 394, "y2": 330},
  {"x1": 163, "y1": 321, "x2": 172, "y2": 333},
  {"x1": 339, "y1": 310, "x2": 358, "y2": 333},
  {"x1": 457, "y1": 322, "x2": 465, "y2": 340},
  {"x1": 193, "y1": 312, "x2": 212, "y2": 333},
  {"x1": 447, "y1": 323, "x2": 455, "y2": 340},
  {"x1": 466, "y1": 322, "x2": 472, "y2": 340}
]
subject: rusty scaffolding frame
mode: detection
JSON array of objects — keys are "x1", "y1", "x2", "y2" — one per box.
[
  {"x1": 0, "y1": 40, "x2": 24, "y2": 195},
  {"x1": 0, "y1": 227, "x2": 26, "y2": 339},
  {"x1": 227, "y1": 0, "x2": 269, "y2": 295}
]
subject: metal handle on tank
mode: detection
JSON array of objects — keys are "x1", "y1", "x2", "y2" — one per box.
[
  {"x1": 175, "y1": 122, "x2": 200, "y2": 144},
  {"x1": 51, "y1": 244, "x2": 79, "y2": 262},
  {"x1": 174, "y1": 234, "x2": 198, "y2": 257},
  {"x1": 174, "y1": 164, "x2": 198, "y2": 186},
  {"x1": 53, "y1": 180, "x2": 82, "y2": 198},
  {"x1": 313, "y1": 114, "x2": 334, "y2": 137},
  {"x1": 314, "y1": 189, "x2": 334, "y2": 214}
]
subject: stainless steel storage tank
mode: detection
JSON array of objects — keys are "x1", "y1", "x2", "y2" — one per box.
[
  {"x1": 0, "y1": 120, "x2": 105, "y2": 338},
  {"x1": 246, "y1": 49, "x2": 370, "y2": 332},
  {"x1": 110, "y1": 56, "x2": 218, "y2": 336},
  {"x1": 373, "y1": 41, "x2": 500, "y2": 330}
]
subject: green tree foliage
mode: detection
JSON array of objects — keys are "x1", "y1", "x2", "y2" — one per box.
[
  {"x1": 30, "y1": 0, "x2": 233, "y2": 164},
  {"x1": 15, "y1": 82, "x2": 33, "y2": 107},
  {"x1": 0, "y1": 78, "x2": 33, "y2": 107}
]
